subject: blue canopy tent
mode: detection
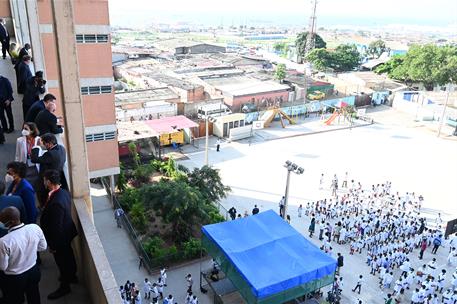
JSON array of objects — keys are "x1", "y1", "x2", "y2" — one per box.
[{"x1": 201, "y1": 210, "x2": 337, "y2": 304}]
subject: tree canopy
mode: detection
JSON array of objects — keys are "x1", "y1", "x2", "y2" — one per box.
[
  {"x1": 375, "y1": 44, "x2": 457, "y2": 90},
  {"x1": 306, "y1": 44, "x2": 361, "y2": 72},
  {"x1": 274, "y1": 63, "x2": 287, "y2": 83},
  {"x1": 368, "y1": 39, "x2": 387, "y2": 58},
  {"x1": 296, "y1": 31, "x2": 327, "y2": 62}
]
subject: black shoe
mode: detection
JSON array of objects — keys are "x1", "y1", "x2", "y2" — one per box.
[
  {"x1": 59, "y1": 276, "x2": 78, "y2": 284},
  {"x1": 47, "y1": 286, "x2": 71, "y2": 300},
  {"x1": 5, "y1": 129, "x2": 13, "y2": 134}
]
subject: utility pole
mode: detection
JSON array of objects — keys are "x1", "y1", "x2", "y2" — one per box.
[
  {"x1": 437, "y1": 83, "x2": 451, "y2": 137},
  {"x1": 303, "y1": 0, "x2": 318, "y2": 104}
]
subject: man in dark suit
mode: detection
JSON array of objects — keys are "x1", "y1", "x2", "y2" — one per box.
[
  {"x1": 25, "y1": 93, "x2": 55, "y2": 123},
  {"x1": 40, "y1": 169, "x2": 77, "y2": 300},
  {"x1": 0, "y1": 18, "x2": 9, "y2": 59},
  {"x1": 18, "y1": 43, "x2": 31, "y2": 62},
  {"x1": 22, "y1": 70, "x2": 46, "y2": 120},
  {"x1": 34, "y1": 99, "x2": 63, "y2": 135},
  {"x1": 30, "y1": 133, "x2": 67, "y2": 206},
  {"x1": 0, "y1": 181, "x2": 27, "y2": 236},
  {"x1": 15, "y1": 55, "x2": 32, "y2": 94},
  {"x1": 0, "y1": 75, "x2": 14, "y2": 133}
]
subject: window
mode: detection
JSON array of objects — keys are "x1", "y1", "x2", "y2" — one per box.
[
  {"x1": 85, "y1": 131, "x2": 116, "y2": 143},
  {"x1": 229, "y1": 122, "x2": 233, "y2": 129},
  {"x1": 89, "y1": 86, "x2": 101, "y2": 95},
  {"x1": 80, "y1": 87, "x2": 89, "y2": 95},
  {"x1": 81, "y1": 85, "x2": 112, "y2": 95},
  {"x1": 100, "y1": 85, "x2": 112, "y2": 94},
  {"x1": 83, "y1": 34, "x2": 96, "y2": 43},
  {"x1": 234, "y1": 121, "x2": 239, "y2": 128},
  {"x1": 75, "y1": 34, "x2": 109, "y2": 44},
  {"x1": 240, "y1": 120, "x2": 245, "y2": 127},
  {"x1": 96, "y1": 34, "x2": 109, "y2": 43}
]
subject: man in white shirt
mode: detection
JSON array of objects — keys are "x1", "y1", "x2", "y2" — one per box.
[{"x1": 0, "y1": 206, "x2": 47, "y2": 303}]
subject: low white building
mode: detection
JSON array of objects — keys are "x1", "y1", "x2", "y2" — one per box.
[{"x1": 115, "y1": 88, "x2": 179, "y2": 121}]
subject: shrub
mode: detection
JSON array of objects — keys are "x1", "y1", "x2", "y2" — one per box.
[
  {"x1": 144, "y1": 236, "x2": 165, "y2": 256},
  {"x1": 129, "y1": 202, "x2": 147, "y2": 232},
  {"x1": 182, "y1": 238, "x2": 203, "y2": 259},
  {"x1": 118, "y1": 187, "x2": 140, "y2": 212},
  {"x1": 208, "y1": 209, "x2": 226, "y2": 224}
]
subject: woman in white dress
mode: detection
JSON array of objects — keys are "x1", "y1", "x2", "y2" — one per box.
[{"x1": 15, "y1": 122, "x2": 41, "y2": 187}]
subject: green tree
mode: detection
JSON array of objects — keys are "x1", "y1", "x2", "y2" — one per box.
[
  {"x1": 378, "y1": 44, "x2": 457, "y2": 90},
  {"x1": 130, "y1": 202, "x2": 147, "y2": 232},
  {"x1": 187, "y1": 166, "x2": 231, "y2": 203},
  {"x1": 306, "y1": 44, "x2": 360, "y2": 72},
  {"x1": 332, "y1": 44, "x2": 361, "y2": 71},
  {"x1": 368, "y1": 39, "x2": 387, "y2": 58},
  {"x1": 140, "y1": 179, "x2": 212, "y2": 243},
  {"x1": 273, "y1": 42, "x2": 289, "y2": 57},
  {"x1": 305, "y1": 48, "x2": 333, "y2": 71},
  {"x1": 274, "y1": 63, "x2": 287, "y2": 83},
  {"x1": 374, "y1": 55, "x2": 405, "y2": 75},
  {"x1": 117, "y1": 162, "x2": 127, "y2": 193},
  {"x1": 128, "y1": 142, "x2": 140, "y2": 169},
  {"x1": 273, "y1": 42, "x2": 286, "y2": 52},
  {"x1": 295, "y1": 31, "x2": 327, "y2": 63}
]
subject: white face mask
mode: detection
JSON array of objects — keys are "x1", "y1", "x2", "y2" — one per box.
[
  {"x1": 21, "y1": 129, "x2": 30, "y2": 136},
  {"x1": 4, "y1": 174, "x2": 14, "y2": 184}
]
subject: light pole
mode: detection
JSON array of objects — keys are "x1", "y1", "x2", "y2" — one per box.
[
  {"x1": 283, "y1": 160, "x2": 304, "y2": 219},
  {"x1": 204, "y1": 115, "x2": 216, "y2": 166},
  {"x1": 437, "y1": 83, "x2": 451, "y2": 138}
]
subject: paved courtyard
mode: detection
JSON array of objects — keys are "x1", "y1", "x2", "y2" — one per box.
[{"x1": 175, "y1": 108, "x2": 457, "y2": 303}]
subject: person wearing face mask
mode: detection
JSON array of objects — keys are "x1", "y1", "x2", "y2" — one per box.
[
  {"x1": 34, "y1": 98, "x2": 62, "y2": 136},
  {"x1": 0, "y1": 181, "x2": 27, "y2": 237},
  {"x1": 15, "y1": 122, "x2": 41, "y2": 188},
  {"x1": 40, "y1": 170, "x2": 77, "y2": 300},
  {"x1": 30, "y1": 133, "x2": 67, "y2": 207},
  {"x1": 0, "y1": 206, "x2": 47, "y2": 304},
  {"x1": 5, "y1": 162, "x2": 37, "y2": 225}
]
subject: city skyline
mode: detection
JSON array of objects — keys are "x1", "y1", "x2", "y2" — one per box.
[{"x1": 109, "y1": 0, "x2": 457, "y2": 29}]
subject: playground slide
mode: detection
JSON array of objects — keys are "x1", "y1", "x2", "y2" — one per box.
[
  {"x1": 260, "y1": 110, "x2": 276, "y2": 127},
  {"x1": 324, "y1": 112, "x2": 338, "y2": 125}
]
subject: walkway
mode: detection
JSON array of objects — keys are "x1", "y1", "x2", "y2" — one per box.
[
  {"x1": 0, "y1": 56, "x2": 89, "y2": 303},
  {"x1": 91, "y1": 184, "x2": 213, "y2": 304}
]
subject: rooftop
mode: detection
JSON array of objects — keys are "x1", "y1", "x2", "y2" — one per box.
[
  {"x1": 144, "y1": 73, "x2": 203, "y2": 90},
  {"x1": 153, "y1": 38, "x2": 225, "y2": 52},
  {"x1": 205, "y1": 76, "x2": 290, "y2": 97},
  {"x1": 115, "y1": 88, "x2": 179, "y2": 105}
]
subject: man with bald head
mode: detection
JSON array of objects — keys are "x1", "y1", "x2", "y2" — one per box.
[{"x1": 0, "y1": 206, "x2": 47, "y2": 304}]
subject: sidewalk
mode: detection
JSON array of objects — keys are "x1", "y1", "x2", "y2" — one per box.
[{"x1": 91, "y1": 184, "x2": 213, "y2": 304}]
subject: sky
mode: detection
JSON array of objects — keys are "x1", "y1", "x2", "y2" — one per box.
[{"x1": 108, "y1": 0, "x2": 457, "y2": 28}]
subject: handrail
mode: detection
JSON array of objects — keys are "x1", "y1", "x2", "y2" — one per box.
[{"x1": 101, "y1": 177, "x2": 155, "y2": 274}]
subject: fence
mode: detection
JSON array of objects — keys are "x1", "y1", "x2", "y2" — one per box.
[
  {"x1": 101, "y1": 177, "x2": 155, "y2": 274},
  {"x1": 101, "y1": 177, "x2": 229, "y2": 271}
]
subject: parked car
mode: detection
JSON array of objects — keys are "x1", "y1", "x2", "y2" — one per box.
[{"x1": 307, "y1": 90, "x2": 325, "y2": 100}]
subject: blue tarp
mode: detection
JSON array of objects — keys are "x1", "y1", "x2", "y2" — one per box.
[{"x1": 202, "y1": 210, "x2": 337, "y2": 299}]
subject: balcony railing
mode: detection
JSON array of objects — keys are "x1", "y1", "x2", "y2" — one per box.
[{"x1": 0, "y1": 47, "x2": 120, "y2": 304}]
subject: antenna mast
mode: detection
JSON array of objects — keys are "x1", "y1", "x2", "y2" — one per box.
[
  {"x1": 306, "y1": 0, "x2": 318, "y2": 55},
  {"x1": 303, "y1": 0, "x2": 318, "y2": 103}
]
